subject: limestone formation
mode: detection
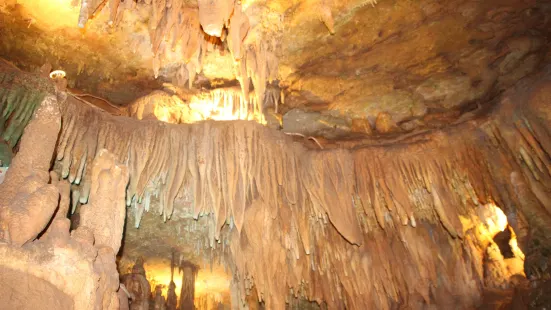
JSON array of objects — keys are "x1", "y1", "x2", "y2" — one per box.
[
  {"x1": 153, "y1": 285, "x2": 167, "y2": 310},
  {"x1": 80, "y1": 149, "x2": 129, "y2": 253},
  {"x1": 46, "y1": 67, "x2": 551, "y2": 309},
  {"x1": 1, "y1": 0, "x2": 551, "y2": 308},
  {"x1": 166, "y1": 281, "x2": 178, "y2": 310},
  {"x1": 0, "y1": 80, "x2": 128, "y2": 309},
  {"x1": 121, "y1": 258, "x2": 152, "y2": 310},
  {"x1": 179, "y1": 261, "x2": 198, "y2": 310},
  {"x1": 0, "y1": 94, "x2": 60, "y2": 246}
]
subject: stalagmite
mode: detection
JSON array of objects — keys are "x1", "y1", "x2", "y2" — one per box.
[
  {"x1": 0, "y1": 94, "x2": 60, "y2": 246},
  {"x1": 179, "y1": 261, "x2": 198, "y2": 310},
  {"x1": 80, "y1": 149, "x2": 129, "y2": 253}
]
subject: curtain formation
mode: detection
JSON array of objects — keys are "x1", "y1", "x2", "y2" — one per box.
[{"x1": 52, "y1": 72, "x2": 551, "y2": 308}]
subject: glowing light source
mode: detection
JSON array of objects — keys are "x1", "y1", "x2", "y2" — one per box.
[
  {"x1": 476, "y1": 202, "x2": 526, "y2": 280},
  {"x1": 130, "y1": 88, "x2": 266, "y2": 125},
  {"x1": 144, "y1": 260, "x2": 230, "y2": 302},
  {"x1": 16, "y1": 0, "x2": 81, "y2": 29},
  {"x1": 478, "y1": 203, "x2": 508, "y2": 236},
  {"x1": 183, "y1": 88, "x2": 265, "y2": 124},
  {"x1": 49, "y1": 70, "x2": 66, "y2": 79}
]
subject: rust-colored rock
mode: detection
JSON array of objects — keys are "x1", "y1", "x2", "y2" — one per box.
[
  {"x1": 0, "y1": 94, "x2": 60, "y2": 246},
  {"x1": 80, "y1": 148, "x2": 129, "y2": 253},
  {"x1": 351, "y1": 118, "x2": 373, "y2": 135},
  {"x1": 375, "y1": 112, "x2": 400, "y2": 134}
]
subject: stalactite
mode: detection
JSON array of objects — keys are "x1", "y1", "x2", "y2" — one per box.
[
  {"x1": 50, "y1": 72, "x2": 551, "y2": 309},
  {"x1": 108, "y1": 0, "x2": 120, "y2": 26},
  {"x1": 227, "y1": 4, "x2": 250, "y2": 61},
  {"x1": 319, "y1": 4, "x2": 335, "y2": 34},
  {"x1": 196, "y1": 0, "x2": 234, "y2": 37},
  {"x1": 79, "y1": 0, "x2": 275, "y2": 96}
]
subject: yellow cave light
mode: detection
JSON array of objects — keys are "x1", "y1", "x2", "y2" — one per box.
[
  {"x1": 146, "y1": 88, "x2": 266, "y2": 124},
  {"x1": 16, "y1": 0, "x2": 80, "y2": 29},
  {"x1": 479, "y1": 202, "x2": 508, "y2": 237},
  {"x1": 184, "y1": 88, "x2": 266, "y2": 124},
  {"x1": 49, "y1": 70, "x2": 67, "y2": 79},
  {"x1": 477, "y1": 202, "x2": 526, "y2": 278},
  {"x1": 144, "y1": 260, "x2": 231, "y2": 301}
]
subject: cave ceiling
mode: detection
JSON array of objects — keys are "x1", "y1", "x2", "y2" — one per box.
[{"x1": 1, "y1": 0, "x2": 549, "y2": 118}]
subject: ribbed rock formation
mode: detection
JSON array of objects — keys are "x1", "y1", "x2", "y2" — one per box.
[{"x1": 49, "y1": 67, "x2": 551, "y2": 308}]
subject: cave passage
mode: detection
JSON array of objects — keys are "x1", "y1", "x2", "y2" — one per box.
[{"x1": 1, "y1": 0, "x2": 551, "y2": 309}]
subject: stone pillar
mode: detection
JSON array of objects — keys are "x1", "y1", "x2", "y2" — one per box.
[
  {"x1": 179, "y1": 261, "x2": 198, "y2": 310},
  {"x1": 122, "y1": 257, "x2": 151, "y2": 310}
]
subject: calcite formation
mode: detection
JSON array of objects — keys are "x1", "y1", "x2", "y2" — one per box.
[
  {"x1": 0, "y1": 65, "x2": 53, "y2": 163},
  {"x1": 196, "y1": 0, "x2": 233, "y2": 37},
  {"x1": 179, "y1": 261, "x2": 199, "y2": 310},
  {"x1": 0, "y1": 94, "x2": 60, "y2": 246},
  {"x1": 47, "y1": 64, "x2": 551, "y2": 308},
  {"x1": 127, "y1": 87, "x2": 272, "y2": 125},
  {"x1": 80, "y1": 149, "x2": 129, "y2": 253},
  {"x1": 76, "y1": 0, "x2": 277, "y2": 111},
  {"x1": 0, "y1": 86, "x2": 129, "y2": 309},
  {"x1": 1, "y1": 0, "x2": 550, "y2": 308},
  {"x1": 121, "y1": 258, "x2": 151, "y2": 310}
]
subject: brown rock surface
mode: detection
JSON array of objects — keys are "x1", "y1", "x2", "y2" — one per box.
[
  {"x1": 80, "y1": 149, "x2": 129, "y2": 253},
  {"x1": 1, "y1": 1, "x2": 551, "y2": 309},
  {"x1": 46, "y1": 67, "x2": 551, "y2": 309},
  {"x1": 0, "y1": 83, "x2": 129, "y2": 309},
  {"x1": 0, "y1": 94, "x2": 60, "y2": 246}
]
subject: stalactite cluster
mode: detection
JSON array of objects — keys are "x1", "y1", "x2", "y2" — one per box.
[
  {"x1": 127, "y1": 87, "x2": 278, "y2": 125},
  {"x1": 78, "y1": 0, "x2": 278, "y2": 109},
  {"x1": 54, "y1": 72, "x2": 551, "y2": 308},
  {"x1": 185, "y1": 88, "x2": 270, "y2": 124}
]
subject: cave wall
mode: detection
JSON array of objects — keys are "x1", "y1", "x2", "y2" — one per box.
[
  {"x1": 0, "y1": 267, "x2": 74, "y2": 310},
  {"x1": 1, "y1": 59, "x2": 551, "y2": 309},
  {"x1": 46, "y1": 65, "x2": 551, "y2": 309}
]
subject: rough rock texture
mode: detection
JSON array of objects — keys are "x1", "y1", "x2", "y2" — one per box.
[
  {"x1": 0, "y1": 94, "x2": 60, "y2": 245},
  {"x1": 121, "y1": 258, "x2": 151, "y2": 310},
  {"x1": 45, "y1": 62, "x2": 551, "y2": 308},
  {"x1": 3, "y1": 0, "x2": 548, "y2": 129},
  {"x1": 80, "y1": 149, "x2": 129, "y2": 253},
  {"x1": 0, "y1": 86, "x2": 128, "y2": 309},
  {"x1": 0, "y1": 266, "x2": 74, "y2": 310},
  {"x1": 282, "y1": 109, "x2": 351, "y2": 139}
]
